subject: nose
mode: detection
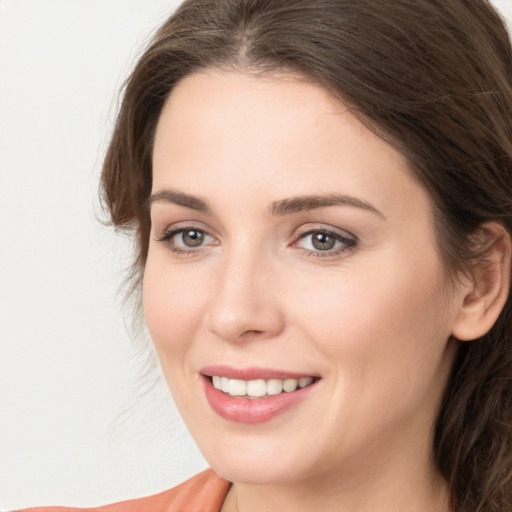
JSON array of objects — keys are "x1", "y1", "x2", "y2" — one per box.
[{"x1": 206, "y1": 249, "x2": 285, "y2": 343}]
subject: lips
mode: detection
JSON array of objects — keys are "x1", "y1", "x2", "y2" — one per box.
[{"x1": 201, "y1": 365, "x2": 320, "y2": 424}]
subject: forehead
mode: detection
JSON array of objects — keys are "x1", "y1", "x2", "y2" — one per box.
[{"x1": 152, "y1": 70, "x2": 430, "y2": 223}]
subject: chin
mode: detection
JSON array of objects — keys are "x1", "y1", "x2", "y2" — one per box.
[
  {"x1": 193, "y1": 429, "x2": 318, "y2": 485},
  {"x1": 208, "y1": 453, "x2": 306, "y2": 485}
]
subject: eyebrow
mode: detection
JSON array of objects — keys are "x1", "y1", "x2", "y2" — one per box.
[
  {"x1": 269, "y1": 194, "x2": 385, "y2": 218},
  {"x1": 149, "y1": 189, "x2": 384, "y2": 219},
  {"x1": 149, "y1": 189, "x2": 211, "y2": 213}
]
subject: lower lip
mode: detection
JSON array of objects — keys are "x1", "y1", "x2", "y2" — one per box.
[{"x1": 202, "y1": 377, "x2": 318, "y2": 424}]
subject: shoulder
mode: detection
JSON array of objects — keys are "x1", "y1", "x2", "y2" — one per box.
[{"x1": 16, "y1": 469, "x2": 231, "y2": 512}]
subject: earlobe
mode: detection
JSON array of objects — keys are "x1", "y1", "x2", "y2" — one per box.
[{"x1": 451, "y1": 222, "x2": 511, "y2": 342}]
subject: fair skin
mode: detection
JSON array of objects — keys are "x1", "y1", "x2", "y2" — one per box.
[{"x1": 144, "y1": 71, "x2": 478, "y2": 512}]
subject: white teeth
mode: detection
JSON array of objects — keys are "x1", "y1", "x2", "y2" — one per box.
[
  {"x1": 211, "y1": 375, "x2": 315, "y2": 397},
  {"x1": 246, "y1": 379, "x2": 267, "y2": 397},
  {"x1": 283, "y1": 378, "x2": 298, "y2": 392},
  {"x1": 299, "y1": 377, "x2": 313, "y2": 388},
  {"x1": 228, "y1": 379, "x2": 247, "y2": 396},
  {"x1": 267, "y1": 379, "x2": 283, "y2": 396}
]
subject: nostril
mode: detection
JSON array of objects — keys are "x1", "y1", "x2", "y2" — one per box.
[{"x1": 241, "y1": 329, "x2": 264, "y2": 337}]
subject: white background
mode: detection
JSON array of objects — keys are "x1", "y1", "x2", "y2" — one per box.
[{"x1": 1, "y1": 0, "x2": 511, "y2": 509}]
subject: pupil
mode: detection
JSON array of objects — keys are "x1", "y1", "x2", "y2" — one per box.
[
  {"x1": 312, "y1": 232, "x2": 335, "y2": 251},
  {"x1": 182, "y1": 229, "x2": 204, "y2": 247}
]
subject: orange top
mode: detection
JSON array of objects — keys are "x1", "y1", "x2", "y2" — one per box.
[{"x1": 17, "y1": 469, "x2": 231, "y2": 512}]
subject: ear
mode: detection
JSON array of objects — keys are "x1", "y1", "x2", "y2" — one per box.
[{"x1": 452, "y1": 222, "x2": 511, "y2": 342}]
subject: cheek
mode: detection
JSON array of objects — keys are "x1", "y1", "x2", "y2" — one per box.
[
  {"x1": 291, "y1": 250, "x2": 454, "y2": 392},
  {"x1": 142, "y1": 258, "x2": 208, "y2": 364}
]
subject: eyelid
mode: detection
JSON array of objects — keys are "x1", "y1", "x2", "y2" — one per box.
[
  {"x1": 294, "y1": 223, "x2": 357, "y2": 240},
  {"x1": 155, "y1": 220, "x2": 214, "y2": 239},
  {"x1": 158, "y1": 227, "x2": 215, "y2": 244}
]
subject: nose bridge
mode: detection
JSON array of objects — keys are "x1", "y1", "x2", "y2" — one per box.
[{"x1": 206, "y1": 236, "x2": 283, "y2": 342}]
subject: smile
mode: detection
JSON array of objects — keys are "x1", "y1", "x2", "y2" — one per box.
[{"x1": 201, "y1": 367, "x2": 320, "y2": 424}]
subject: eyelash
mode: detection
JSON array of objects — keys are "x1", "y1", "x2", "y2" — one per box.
[{"x1": 155, "y1": 225, "x2": 357, "y2": 259}]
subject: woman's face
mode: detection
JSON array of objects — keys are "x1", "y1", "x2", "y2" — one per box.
[{"x1": 144, "y1": 71, "x2": 466, "y2": 486}]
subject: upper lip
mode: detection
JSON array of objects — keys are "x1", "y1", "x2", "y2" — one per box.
[{"x1": 201, "y1": 365, "x2": 319, "y2": 381}]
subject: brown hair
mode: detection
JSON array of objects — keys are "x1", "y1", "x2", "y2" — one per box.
[{"x1": 101, "y1": 1, "x2": 512, "y2": 510}]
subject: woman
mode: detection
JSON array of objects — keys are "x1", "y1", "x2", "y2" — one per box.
[{"x1": 22, "y1": 0, "x2": 512, "y2": 511}]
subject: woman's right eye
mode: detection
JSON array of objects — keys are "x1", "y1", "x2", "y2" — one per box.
[
  {"x1": 156, "y1": 227, "x2": 216, "y2": 254},
  {"x1": 175, "y1": 228, "x2": 206, "y2": 247}
]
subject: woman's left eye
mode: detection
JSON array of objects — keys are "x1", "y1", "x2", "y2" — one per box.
[{"x1": 295, "y1": 228, "x2": 357, "y2": 257}]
